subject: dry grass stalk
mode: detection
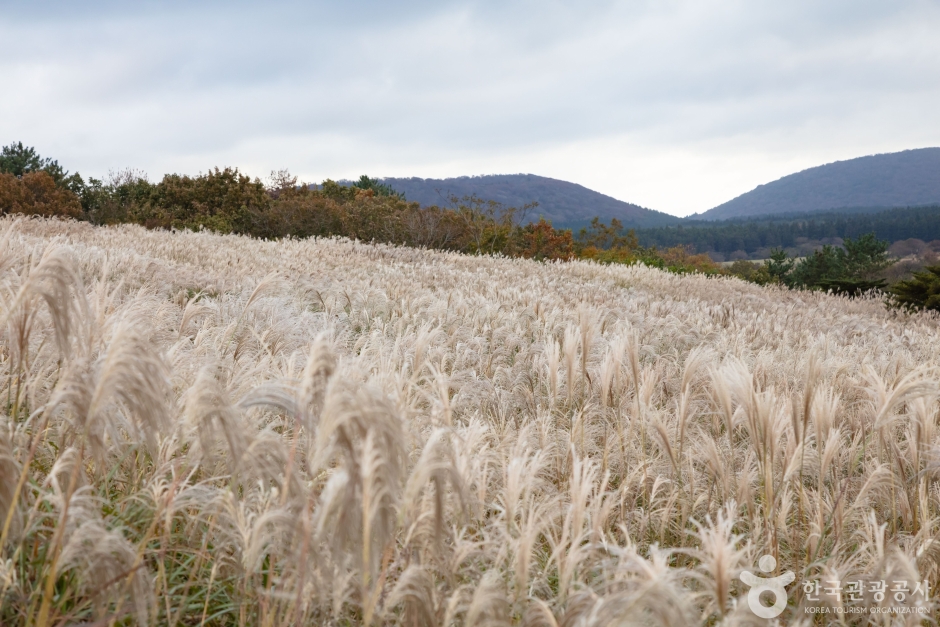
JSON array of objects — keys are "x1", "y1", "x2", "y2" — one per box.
[{"x1": 0, "y1": 216, "x2": 937, "y2": 625}]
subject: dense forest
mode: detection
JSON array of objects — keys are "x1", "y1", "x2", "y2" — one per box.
[{"x1": 634, "y1": 205, "x2": 940, "y2": 259}]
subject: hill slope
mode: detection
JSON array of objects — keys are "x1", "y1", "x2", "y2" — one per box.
[
  {"x1": 382, "y1": 173, "x2": 680, "y2": 228},
  {"x1": 5, "y1": 216, "x2": 940, "y2": 624},
  {"x1": 697, "y1": 147, "x2": 940, "y2": 220}
]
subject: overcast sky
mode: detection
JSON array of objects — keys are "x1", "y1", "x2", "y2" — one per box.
[{"x1": 3, "y1": 0, "x2": 940, "y2": 216}]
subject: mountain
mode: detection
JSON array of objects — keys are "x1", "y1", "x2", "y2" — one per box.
[
  {"x1": 381, "y1": 174, "x2": 680, "y2": 228},
  {"x1": 695, "y1": 148, "x2": 940, "y2": 221}
]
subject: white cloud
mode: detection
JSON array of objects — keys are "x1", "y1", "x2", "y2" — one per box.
[{"x1": 2, "y1": 0, "x2": 939, "y2": 215}]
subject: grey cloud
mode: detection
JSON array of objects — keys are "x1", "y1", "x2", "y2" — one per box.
[{"x1": 1, "y1": 0, "x2": 939, "y2": 213}]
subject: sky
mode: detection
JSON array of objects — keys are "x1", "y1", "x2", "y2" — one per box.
[{"x1": 2, "y1": 0, "x2": 940, "y2": 217}]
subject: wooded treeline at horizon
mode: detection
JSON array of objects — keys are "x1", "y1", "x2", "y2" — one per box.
[
  {"x1": 633, "y1": 205, "x2": 940, "y2": 260},
  {"x1": 2, "y1": 141, "x2": 939, "y2": 310},
  {"x1": 0, "y1": 142, "x2": 719, "y2": 272}
]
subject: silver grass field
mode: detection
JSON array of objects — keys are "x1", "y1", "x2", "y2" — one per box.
[{"x1": 1, "y1": 216, "x2": 939, "y2": 626}]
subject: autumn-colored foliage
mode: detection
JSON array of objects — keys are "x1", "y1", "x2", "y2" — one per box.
[
  {"x1": 511, "y1": 217, "x2": 574, "y2": 260},
  {"x1": 0, "y1": 143, "x2": 734, "y2": 277},
  {"x1": 0, "y1": 164, "x2": 736, "y2": 277},
  {"x1": 80, "y1": 168, "x2": 720, "y2": 273},
  {"x1": 658, "y1": 244, "x2": 720, "y2": 273},
  {"x1": 0, "y1": 171, "x2": 82, "y2": 218},
  {"x1": 149, "y1": 167, "x2": 270, "y2": 233}
]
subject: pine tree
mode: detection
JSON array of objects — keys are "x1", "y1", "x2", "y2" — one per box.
[{"x1": 892, "y1": 265, "x2": 940, "y2": 311}]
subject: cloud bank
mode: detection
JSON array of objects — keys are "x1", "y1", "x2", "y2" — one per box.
[{"x1": 3, "y1": 0, "x2": 940, "y2": 215}]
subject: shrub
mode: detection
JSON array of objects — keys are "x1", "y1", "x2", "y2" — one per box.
[
  {"x1": 351, "y1": 174, "x2": 405, "y2": 200},
  {"x1": 253, "y1": 187, "x2": 344, "y2": 239},
  {"x1": 511, "y1": 217, "x2": 574, "y2": 260},
  {"x1": 773, "y1": 233, "x2": 891, "y2": 293},
  {"x1": 841, "y1": 232, "x2": 892, "y2": 280},
  {"x1": 726, "y1": 259, "x2": 772, "y2": 284},
  {"x1": 0, "y1": 171, "x2": 82, "y2": 218},
  {"x1": 576, "y1": 217, "x2": 638, "y2": 253},
  {"x1": 892, "y1": 264, "x2": 940, "y2": 311},
  {"x1": 0, "y1": 141, "x2": 66, "y2": 180},
  {"x1": 765, "y1": 248, "x2": 794, "y2": 284},
  {"x1": 148, "y1": 167, "x2": 270, "y2": 233},
  {"x1": 0, "y1": 141, "x2": 85, "y2": 195},
  {"x1": 656, "y1": 244, "x2": 720, "y2": 274},
  {"x1": 789, "y1": 244, "x2": 843, "y2": 287},
  {"x1": 82, "y1": 170, "x2": 155, "y2": 226}
]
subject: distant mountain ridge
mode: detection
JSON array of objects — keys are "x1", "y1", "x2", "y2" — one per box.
[
  {"x1": 695, "y1": 148, "x2": 940, "y2": 220},
  {"x1": 381, "y1": 174, "x2": 680, "y2": 228},
  {"x1": 370, "y1": 148, "x2": 940, "y2": 229}
]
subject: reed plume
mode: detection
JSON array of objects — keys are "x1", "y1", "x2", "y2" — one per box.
[{"x1": 0, "y1": 215, "x2": 937, "y2": 625}]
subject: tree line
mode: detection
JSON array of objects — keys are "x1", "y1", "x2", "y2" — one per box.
[
  {"x1": 634, "y1": 206, "x2": 940, "y2": 257},
  {"x1": 0, "y1": 143, "x2": 720, "y2": 272},
  {"x1": 2, "y1": 142, "x2": 938, "y2": 311}
]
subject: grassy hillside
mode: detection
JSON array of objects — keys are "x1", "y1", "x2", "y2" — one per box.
[
  {"x1": 697, "y1": 147, "x2": 940, "y2": 220},
  {"x1": 1, "y1": 217, "x2": 938, "y2": 625},
  {"x1": 382, "y1": 174, "x2": 681, "y2": 228}
]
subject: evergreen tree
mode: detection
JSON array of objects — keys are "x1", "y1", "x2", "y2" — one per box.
[
  {"x1": 352, "y1": 175, "x2": 405, "y2": 200},
  {"x1": 0, "y1": 142, "x2": 84, "y2": 193},
  {"x1": 790, "y1": 244, "x2": 843, "y2": 288},
  {"x1": 841, "y1": 232, "x2": 891, "y2": 280},
  {"x1": 785, "y1": 233, "x2": 890, "y2": 295},
  {"x1": 892, "y1": 265, "x2": 940, "y2": 311},
  {"x1": 765, "y1": 248, "x2": 794, "y2": 285}
]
